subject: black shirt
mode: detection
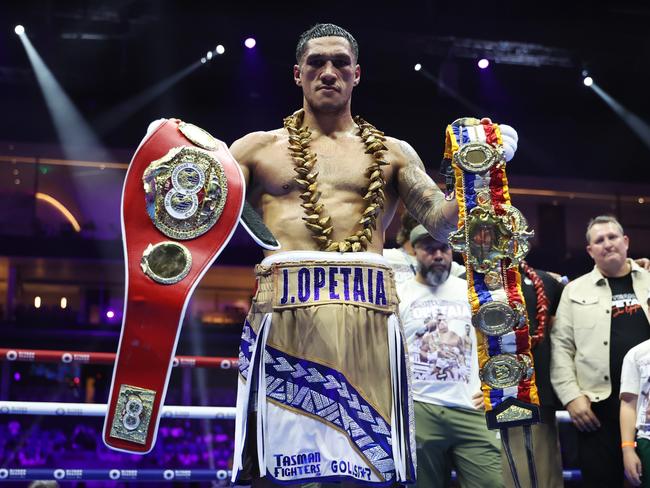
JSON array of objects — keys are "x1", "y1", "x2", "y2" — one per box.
[
  {"x1": 608, "y1": 272, "x2": 650, "y2": 398},
  {"x1": 521, "y1": 268, "x2": 564, "y2": 410}
]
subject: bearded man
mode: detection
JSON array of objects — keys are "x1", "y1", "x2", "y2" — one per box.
[{"x1": 397, "y1": 225, "x2": 502, "y2": 487}]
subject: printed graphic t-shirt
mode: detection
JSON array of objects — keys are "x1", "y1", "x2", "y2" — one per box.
[
  {"x1": 620, "y1": 339, "x2": 650, "y2": 440},
  {"x1": 608, "y1": 273, "x2": 650, "y2": 397},
  {"x1": 398, "y1": 276, "x2": 479, "y2": 409}
]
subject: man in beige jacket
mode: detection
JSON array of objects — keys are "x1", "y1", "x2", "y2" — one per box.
[{"x1": 551, "y1": 215, "x2": 650, "y2": 487}]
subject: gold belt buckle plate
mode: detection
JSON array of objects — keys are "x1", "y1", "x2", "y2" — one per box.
[{"x1": 109, "y1": 384, "x2": 157, "y2": 445}]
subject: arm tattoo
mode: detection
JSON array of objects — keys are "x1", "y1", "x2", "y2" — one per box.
[{"x1": 397, "y1": 141, "x2": 456, "y2": 242}]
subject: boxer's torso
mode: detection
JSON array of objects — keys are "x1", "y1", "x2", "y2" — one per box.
[{"x1": 232, "y1": 127, "x2": 406, "y2": 254}]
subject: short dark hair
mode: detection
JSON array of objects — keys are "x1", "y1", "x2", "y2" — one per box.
[
  {"x1": 295, "y1": 23, "x2": 359, "y2": 64},
  {"x1": 585, "y1": 215, "x2": 624, "y2": 243}
]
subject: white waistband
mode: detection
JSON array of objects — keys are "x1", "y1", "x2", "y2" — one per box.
[{"x1": 261, "y1": 250, "x2": 389, "y2": 267}]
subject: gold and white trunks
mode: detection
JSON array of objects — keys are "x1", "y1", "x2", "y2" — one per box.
[{"x1": 232, "y1": 251, "x2": 416, "y2": 485}]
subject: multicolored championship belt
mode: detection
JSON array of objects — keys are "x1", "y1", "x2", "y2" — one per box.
[
  {"x1": 443, "y1": 118, "x2": 540, "y2": 486},
  {"x1": 102, "y1": 119, "x2": 276, "y2": 454}
]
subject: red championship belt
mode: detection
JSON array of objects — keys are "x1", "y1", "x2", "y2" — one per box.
[{"x1": 102, "y1": 119, "x2": 245, "y2": 453}]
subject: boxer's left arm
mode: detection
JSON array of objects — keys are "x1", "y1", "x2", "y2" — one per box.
[{"x1": 395, "y1": 139, "x2": 458, "y2": 242}]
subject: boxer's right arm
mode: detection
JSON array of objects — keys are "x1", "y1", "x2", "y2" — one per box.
[{"x1": 229, "y1": 132, "x2": 262, "y2": 186}]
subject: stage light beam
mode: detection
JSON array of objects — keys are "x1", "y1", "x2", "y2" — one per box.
[
  {"x1": 245, "y1": 38, "x2": 256, "y2": 49},
  {"x1": 416, "y1": 65, "x2": 484, "y2": 115},
  {"x1": 590, "y1": 82, "x2": 650, "y2": 150},
  {"x1": 216, "y1": 45, "x2": 225, "y2": 55},
  {"x1": 583, "y1": 76, "x2": 593, "y2": 87},
  {"x1": 478, "y1": 58, "x2": 490, "y2": 69},
  {"x1": 414, "y1": 63, "x2": 422, "y2": 72},
  {"x1": 95, "y1": 60, "x2": 202, "y2": 135},
  {"x1": 17, "y1": 30, "x2": 108, "y2": 162},
  {"x1": 14, "y1": 25, "x2": 25, "y2": 35}
]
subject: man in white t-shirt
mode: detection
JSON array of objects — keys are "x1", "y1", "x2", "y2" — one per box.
[
  {"x1": 385, "y1": 211, "x2": 465, "y2": 285},
  {"x1": 398, "y1": 225, "x2": 503, "y2": 488},
  {"x1": 384, "y1": 212, "x2": 420, "y2": 285},
  {"x1": 620, "y1": 338, "x2": 650, "y2": 486}
]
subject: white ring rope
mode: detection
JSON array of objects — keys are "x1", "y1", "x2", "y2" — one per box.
[
  {"x1": 0, "y1": 401, "x2": 235, "y2": 419},
  {"x1": 0, "y1": 468, "x2": 232, "y2": 482},
  {"x1": 0, "y1": 400, "x2": 571, "y2": 423}
]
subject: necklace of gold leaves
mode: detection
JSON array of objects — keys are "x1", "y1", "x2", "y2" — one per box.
[{"x1": 283, "y1": 109, "x2": 387, "y2": 252}]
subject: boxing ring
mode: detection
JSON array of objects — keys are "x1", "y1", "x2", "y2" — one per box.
[
  {"x1": 0, "y1": 347, "x2": 582, "y2": 483},
  {"x1": 0, "y1": 348, "x2": 235, "y2": 483}
]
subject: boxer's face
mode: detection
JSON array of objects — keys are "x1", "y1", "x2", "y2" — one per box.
[{"x1": 294, "y1": 36, "x2": 360, "y2": 113}]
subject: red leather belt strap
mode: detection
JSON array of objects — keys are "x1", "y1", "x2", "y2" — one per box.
[{"x1": 102, "y1": 119, "x2": 244, "y2": 453}]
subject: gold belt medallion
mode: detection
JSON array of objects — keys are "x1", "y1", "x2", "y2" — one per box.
[
  {"x1": 480, "y1": 354, "x2": 533, "y2": 389},
  {"x1": 141, "y1": 241, "x2": 192, "y2": 285},
  {"x1": 142, "y1": 146, "x2": 228, "y2": 240}
]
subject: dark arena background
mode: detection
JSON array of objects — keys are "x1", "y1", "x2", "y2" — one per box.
[{"x1": 1, "y1": 1, "x2": 649, "y2": 486}]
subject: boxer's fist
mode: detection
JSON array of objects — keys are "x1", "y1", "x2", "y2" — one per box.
[
  {"x1": 480, "y1": 117, "x2": 518, "y2": 162},
  {"x1": 499, "y1": 123, "x2": 518, "y2": 162}
]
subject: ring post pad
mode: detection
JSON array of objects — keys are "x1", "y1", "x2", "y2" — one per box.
[{"x1": 103, "y1": 120, "x2": 245, "y2": 453}]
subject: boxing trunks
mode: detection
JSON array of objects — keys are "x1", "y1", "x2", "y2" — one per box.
[
  {"x1": 232, "y1": 251, "x2": 416, "y2": 485},
  {"x1": 102, "y1": 119, "x2": 276, "y2": 454}
]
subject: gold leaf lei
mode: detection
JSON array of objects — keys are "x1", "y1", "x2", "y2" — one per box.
[{"x1": 283, "y1": 109, "x2": 388, "y2": 252}]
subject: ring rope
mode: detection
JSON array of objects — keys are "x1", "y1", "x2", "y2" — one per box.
[
  {"x1": 0, "y1": 399, "x2": 570, "y2": 422},
  {"x1": 0, "y1": 467, "x2": 581, "y2": 482},
  {"x1": 0, "y1": 468, "x2": 231, "y2": 482},
  {"x1": 0, "y1": 348, "x2": 238, "y2": 369},
  {"x1": 0, "y1": 401, "x2": 235, "y2": 419}
]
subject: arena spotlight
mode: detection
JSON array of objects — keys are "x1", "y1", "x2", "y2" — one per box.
[
  {"x1": 590, "y1": 82, "x2": 650, "y2": 150},
  {"x1": 95, "y1": 60, "x2": 201, "y2": 135},
  {"x1": 201, "y1": 57, "x2": 207, "y2": 64},
  {"x1": 216, "y1": 44, "x2": 225, "y2": 55},
  {"x1": 583, "y1": 76, "x2": 593, "y2": 87},
  {"x1": 414, "y1": 63, "x2": 422, "y2": 72},
  {"x1": 478, "y1": 58, "x2": 490, "y2": 69},
  {"x1": 417, "y1": 65, "x2": 485, "y2": 118},
  {"x1": 14, "y1": 25, "x2": 25, "y2": 35},
  {"x1": 17, "y1": 31, "x2": 108, "y2": 162},
  {"x1": 244, "y1": 37, "x2": 256, "y2": 49},
  {"x1": 206, "y1": 51, "x2": 213, "y2": 60},
  {"x1": 106, "y1": 310, "x2": 115, "y2": 319}
]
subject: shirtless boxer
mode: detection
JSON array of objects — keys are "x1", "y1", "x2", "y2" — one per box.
[{"x1": 229, "y1": 23, "x2": 515, "y2": 487}]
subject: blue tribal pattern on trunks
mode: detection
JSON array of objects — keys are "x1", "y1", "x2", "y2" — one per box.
[
  {"x1": 238, "y1": 321, "x2": 395, "y2": 480},
  {"x1": 238, "y1": 320, "x2": 256, "y2": 382}
]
